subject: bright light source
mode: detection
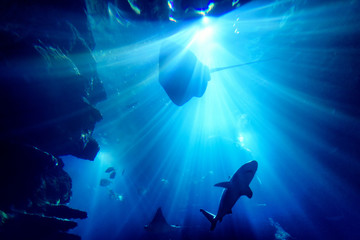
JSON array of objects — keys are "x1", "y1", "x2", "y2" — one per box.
[
  {"x1": 202, "y1": 16, "x2": 210, "y2": 25},
  {"x1": 194, "y1": 26, "x2": 213, "y2": 43},
  {"x1": 238, "y1": 134, "x2": 245, "y2": 147}
]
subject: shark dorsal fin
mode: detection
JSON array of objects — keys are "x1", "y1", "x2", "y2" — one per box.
[
  {"x1": 214, "y1": 181, "x2": 232, "y2": 188},
  {"x1": 245, "y1": 186, "x2": 253, "y2": 199}
]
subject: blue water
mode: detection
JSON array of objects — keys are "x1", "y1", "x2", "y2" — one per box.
[{"x1": 63, "y1": 0, "x2": 360, "y2": 239}]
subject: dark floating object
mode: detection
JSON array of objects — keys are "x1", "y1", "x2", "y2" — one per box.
[
  {"x1": 109, "y1": 171, "x2": 116, "y2": 179},
  {"x1": 144, "y1": 207, "x2": 181, "y2": 233},
  {"x1": 159, "y1": 41, "x2": 210, "y2": 106},
  {"x1": 105, "y1": 167, "x2": 115, "y2": 173},
  {"x1": 200, "y1": 160, "x2": 258, "y2": 231},
  {"x1": 100, "y1": 178, "x2": 111, "y2": 187},
  {"x1": 159, "y1": 41, "x2": 272, "y2": 106}
]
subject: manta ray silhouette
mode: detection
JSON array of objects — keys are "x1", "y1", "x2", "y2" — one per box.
[
  {"x1": 159, "y1": 41, "x2": 271, "y2": 106},
  {"x1": 144, "y1": 207, "x2": 180, "y2": 233},
  {"x1": 159, "y1": 41, "x2": 210, "y2": 106}
]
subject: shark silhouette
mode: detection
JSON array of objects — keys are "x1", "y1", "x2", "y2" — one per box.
[
  {"x1": 144, "y1": 207, "x2": 181, "y2": 233},
  {"x1": 200, "y1": 160, "x2": 258, "y2": 230}
]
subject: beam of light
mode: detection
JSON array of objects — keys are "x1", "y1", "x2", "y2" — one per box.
[
  {"x1": 193, "y1": 26, "x2": 213, "y2": 43},
  {"x1": 63, "y1": 0, "x2": 360, "y2": 239},
  {"x1": 237, "y1": 133, "x2": 245, "y2": 147},
  {"x1": 96, "y1": 151, "x2": 114, "y2": 165},
  {"x1": 202, "y1": 16, "x2": 210, "y2": 25}
]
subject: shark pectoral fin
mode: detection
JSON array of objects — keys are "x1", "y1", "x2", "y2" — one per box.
[
  {"x1": 245, "y1": 186, "x2": 253, "y2": 198},
  {"x1": 214, "y1": 181, "x2": 231, "y2": 188}
]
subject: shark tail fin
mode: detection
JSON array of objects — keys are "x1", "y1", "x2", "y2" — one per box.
[{"x1": 200, "y1": 209, "x2": 217, "y2": 231}]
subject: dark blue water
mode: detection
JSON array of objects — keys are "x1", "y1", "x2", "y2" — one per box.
[{"x1": 63, "y1": 0, "x2": 360, "y2": 239}]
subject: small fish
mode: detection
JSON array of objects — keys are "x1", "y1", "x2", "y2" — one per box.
[
  {"x1": 109, "y1": 189, "x2": 124, "y2": 201},
  {"x1": 100, "y1": 178, "x2": 112, "y2": 187},
  {"x1": 105, "y1": 167, "x2": 115, "y2": 173},
  {"x1": 109, "y1": 171, "x2": 116, "y2": 179}
]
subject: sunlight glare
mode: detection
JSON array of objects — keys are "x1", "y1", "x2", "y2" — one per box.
[
  {"x1": 194, "y1": 26, "x2": 214, "y2": 43},
  {"x1": 96, "y1": 151, "x2": 114, "y2": 165}
]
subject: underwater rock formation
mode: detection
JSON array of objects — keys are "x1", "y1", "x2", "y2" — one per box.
[
  {"x1": 0, "y1": 0, "x2": 106, "y2": 239},
  {"x1": 43, "y1": 205, "x2": 88, "y2": 220},
  {"x1": 0, "y1": 142, "x2": 73, "y2": 211},
  {"x1": 0, "y1": 142, "x2": 86, "y2": 239},
  {"x1": 0, "y1": 28, "x2": 104, "y2": 161},
  {"x1": 0, "y1": 212, "x2": 81, "y2": 240},
  {"x1": 0, "y1": 0, "x2": 106, "y2": 161}
]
